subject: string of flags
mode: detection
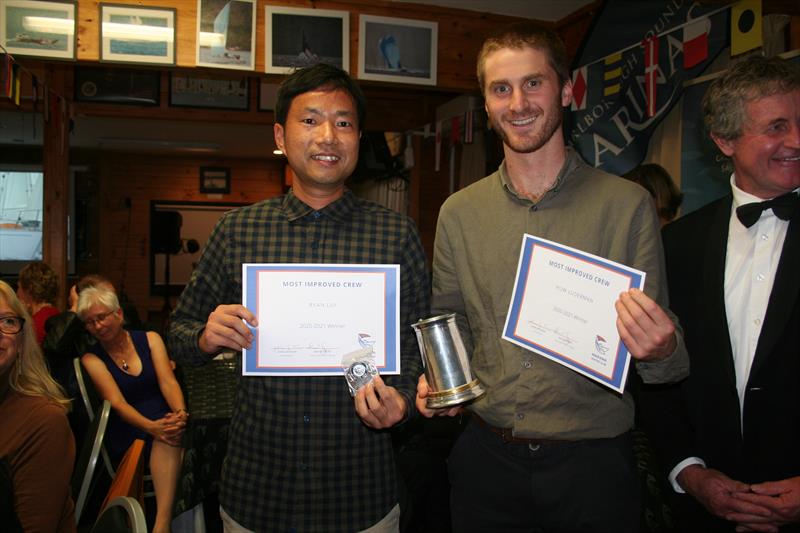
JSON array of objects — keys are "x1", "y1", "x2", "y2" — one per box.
[
  {"x1": 1, "y1": 44, "x2": 71, "y2": 154},
  {"x1": 571, "y1": 0, "x2": 763, "y2": 129}
]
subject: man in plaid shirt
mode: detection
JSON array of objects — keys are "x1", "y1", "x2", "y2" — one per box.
[{"x1": 168, "y1": 64, "x2": 430, "y2": 532}]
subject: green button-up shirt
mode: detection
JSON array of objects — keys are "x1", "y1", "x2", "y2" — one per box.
[
  {"x1": 168, "y1": 189, "x2": 430, "y2": 532},
  {"x1": 432, "y1": 149, "x2": 689, "y2": 440}
]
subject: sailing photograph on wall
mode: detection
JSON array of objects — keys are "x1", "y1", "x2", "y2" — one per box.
[
  {"x1": 358, "y1": 14, "x2": 437, "y2": 86},
  {"x1": 196, "y1": 0, "x2": 256, "y2": 71}
]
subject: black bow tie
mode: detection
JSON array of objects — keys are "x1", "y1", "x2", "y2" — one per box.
[{"x1": 736, "y1": 191, "x2": 799, "y2": 228}]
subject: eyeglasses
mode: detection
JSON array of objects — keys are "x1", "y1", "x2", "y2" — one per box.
[
  {"x1": 0, "y1": 315, "x2": 24, "y2": 335},
  {"x1": 83, "y1": 310, "x2": 115, "y2": 328}
]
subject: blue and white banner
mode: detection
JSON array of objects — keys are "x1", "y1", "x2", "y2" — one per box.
[{"x1": 565, "y1": 1, "x2": 728, "y2": 175}]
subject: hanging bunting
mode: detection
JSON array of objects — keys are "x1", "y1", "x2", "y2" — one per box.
[
  {"x1": 12, "y1": 63, "x2": 21, "y2": 106},
  {"x1": 571, "y1": 66, "x2": 588, "y2": 111},
  {"x1": 464, "y1": 110, "x2": 474, "y2": 144},
  {"x1": 683, "y1": 18, "x2": 710, "y2": 68},
  {"x1": 1, "y1": 54, "x2": 11, "y2": 98},
  {"x1": 731, "y1": 0, "x2": 762, "y2": 56},
  {"x1": 450, "y1": 116, "x2": 461, "y2": 145},
  {"x1": 603, "y1": 53, "x2": 622, "y2": 97}
]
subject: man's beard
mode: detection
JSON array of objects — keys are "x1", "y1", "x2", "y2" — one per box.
[{"x1": 490, "y1": 105, "x2": 564, "y2": 154}]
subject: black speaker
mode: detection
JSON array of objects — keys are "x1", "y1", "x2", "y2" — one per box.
[{"x1": 151, "y1": 211, "x2": 182, "y2": 254}]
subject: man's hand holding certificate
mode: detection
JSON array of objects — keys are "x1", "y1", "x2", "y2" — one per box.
[{"x1": 502, "y1": 234, "x2": 648, "y2": 392}]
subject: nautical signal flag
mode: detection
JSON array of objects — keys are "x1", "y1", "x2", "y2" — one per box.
[
  {"x1": 731, "y1": 0, "x2": 762, "y2": 56},
  {"x1": 644, "y1": 36, "x2": 659, "y2": 117},
  {"x1": 571, "y1": 66, "x2": 587, "y2": 111},
  {"x1": 603, "y1": 53, "x2": 622, "y2": 97},
  {"x1": 683, "y1": 18, "x2": 710, "y2": 68}
]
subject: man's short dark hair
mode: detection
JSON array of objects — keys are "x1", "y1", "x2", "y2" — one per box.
[{"x1": 274, "y1": 63, "x2": 367, "y2": 129}]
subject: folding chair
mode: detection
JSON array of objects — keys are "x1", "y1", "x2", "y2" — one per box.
[
  {"x1": 101, "y1": 440, "x2": 145, "y2": 512},
  {"x1": 73, "y1": 359, "x2": 155, "y2": 498},
  {"x1": 71, "y1": 400, "x2": 111, "y2": 524}
]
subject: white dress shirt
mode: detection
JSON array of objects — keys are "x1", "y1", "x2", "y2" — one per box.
[{"x1": 669, "y1": 177, "x2": 796, "y2": 493}]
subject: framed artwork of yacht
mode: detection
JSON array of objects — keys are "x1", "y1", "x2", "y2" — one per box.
[
  {"x1": 196, "y1": 0, "x2": 256, "y2": 71},
  {"x1": 264, "y1": 6, "x2": 349, "y2": 74},
  {"x1": 0, "y1": 0, "x2": 76, "y2": 60},
  {"x1": 358, "y1": 14, "x2": 437, "y2": 86}
]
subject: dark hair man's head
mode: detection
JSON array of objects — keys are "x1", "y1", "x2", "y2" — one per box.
[{"x1": 274, "y1": 63, "x2": 367, "y2": 130}]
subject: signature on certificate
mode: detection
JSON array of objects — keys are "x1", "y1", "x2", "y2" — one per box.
[
  {"x1": 273, "y1": 343, "x2": 339, "y2": 355},
  {"x1": 526, "y1": 321, "x2": 577, "y2": 347}
]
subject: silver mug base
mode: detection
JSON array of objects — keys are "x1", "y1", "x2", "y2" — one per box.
[{"x1": 426, "y1": 379, "x2": 486, "y2": 409}]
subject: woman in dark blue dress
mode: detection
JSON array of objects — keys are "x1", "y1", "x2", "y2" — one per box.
[{"x1": 78, "y1": 286, "x2": 186, "y2": 533}]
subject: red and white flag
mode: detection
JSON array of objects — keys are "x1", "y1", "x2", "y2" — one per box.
[
  {"x1": 643, "y1": 36, "x2": 659, "y2": 117},
  {"x1": 464, "y1": 110, "x2": 474, "y2": 144},
  {"x1": 683, "y1": 18, "x2": 709, "y2": 68},
  {"x1": 570, "y1": 66, "x2": 587, "y2": 111}
]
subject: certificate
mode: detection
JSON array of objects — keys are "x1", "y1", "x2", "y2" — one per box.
[
  {"x1": 502, "y1": 235, "x2": 645, "y2": 392},
  {"x1": 242, "y1": 263, "x2": 400, "y2": 376}
]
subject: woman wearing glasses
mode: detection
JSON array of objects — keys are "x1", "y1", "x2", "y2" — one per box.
[
  {"x1": 0, "y1": 280, "x2": 75, "y2": 532},
  {"x1": 78, "y1": 286, "x2": 186, "y2": 533}
]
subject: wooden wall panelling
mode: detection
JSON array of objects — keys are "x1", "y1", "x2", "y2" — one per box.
[
  {"x1": 94, "y1": 153, "x2": 283, "y2": 318},
  {"x1": 41, "y1": 64, "x2": 70, "y2": 309}
]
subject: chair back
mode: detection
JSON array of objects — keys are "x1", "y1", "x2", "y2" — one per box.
[
  {"x1": 72, "y1": 400, "x2": 111, "y2": 525},
  {"x1": 74, "y1": 358, "x2": 117, "y2": 479},
  {"x1": 91, "y1": 496, "x2": 147, "y2": 533},
  {"x1": 101, "y1": 439, "x2": 145, "y2": 511},
  {"x1": 74, "y1": 357, "x2": 100, "y2": 422}
]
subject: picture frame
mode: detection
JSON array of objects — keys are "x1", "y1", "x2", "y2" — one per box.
[
  {"x1": 257, "y1": 80, "x2": 279, "y2": 112},
  {"x1": 264, "y1": 6, "x2": 349, "y2": 74},
  {"x1": 199, "y1": 167, "x2": 231, "y2": 194},
  {"x1": 358, "y1": 14, "x2": 437, "y2": 86},
  {"x1": 74, "y1": 66, "x2": 160, "y2": 105},
  {"x1": 170, "y1": 73, "x2": 249, "y2": 110},
  {"x1": 100, "y1": 3, "x2": 176, "y2": 66},
  {"x1": 196, "y1": 0, "x2": 255, "y2": 71},
  {"x1": 150, "y1": 200, "x2": 245, "y2": 296},
  {"x1": 0, "y1": 0, "x2": 76, "y2": 60}
]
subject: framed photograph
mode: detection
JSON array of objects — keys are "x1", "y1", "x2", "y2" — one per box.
[
  {"x1": 264, "y1": 6, "x2": 349, "y2": 74},
  {"x1": 100, "y1": 4, "x2": 176, "y2": 65},
  {"x1": 74, "y1": 66, "x2": 160, "y2": 105},
  {"x1": 196, "y1": 0, "x2": 255, "y2": 71},
  {"x1": 200, "y1": 167, "x2": 231, "y2": 194},
  {"x1": 170, "y1": 73, "x2": 249, "y2": 110},
  {"x1": 258, "y1": 81, "x2": 279, "y2": 112},
  {"x1": 358, "y1": 15, "x2": 437, "y2": 86},
  {"x1": 0, "y1": 0, "x2": 76, "y2": 60}
]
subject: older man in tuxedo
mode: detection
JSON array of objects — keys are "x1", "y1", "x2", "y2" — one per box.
[{"x1": 640, "y1": 55, "x2": 800, "y2": 533}]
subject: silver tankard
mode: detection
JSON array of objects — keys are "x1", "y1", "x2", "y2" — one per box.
[{"x1": 412, "y1": 313, "x2": 485, "y2": 409}]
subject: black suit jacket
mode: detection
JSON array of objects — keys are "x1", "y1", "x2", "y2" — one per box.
[{"x1": 640, "y1": 194, "x2": 800, "y2": 496}]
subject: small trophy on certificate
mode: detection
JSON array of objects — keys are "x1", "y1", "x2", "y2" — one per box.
[{"x1": 412, "y1": 314, "x2": 485, "y2": 408}]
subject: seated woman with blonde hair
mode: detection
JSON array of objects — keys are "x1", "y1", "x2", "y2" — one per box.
[
  {"x1": 0, "y1": 280, "x2": 75, "y2": 532},
  {"x1": 78, "y1": 286, "x2": 186, "y2": 533}
]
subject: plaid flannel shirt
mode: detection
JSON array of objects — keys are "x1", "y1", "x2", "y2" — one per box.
[{"x1": 168, "y1": 189, "x2": 430, "y2": 532}]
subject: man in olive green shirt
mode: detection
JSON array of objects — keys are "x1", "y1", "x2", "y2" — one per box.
[{"x1": 416, "y1": 21, "x2": 689, "y2": 533}]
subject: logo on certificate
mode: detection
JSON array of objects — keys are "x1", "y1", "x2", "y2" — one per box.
[{"x1": 594, "y1": 334, "x2": 609, "y2": 355}]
